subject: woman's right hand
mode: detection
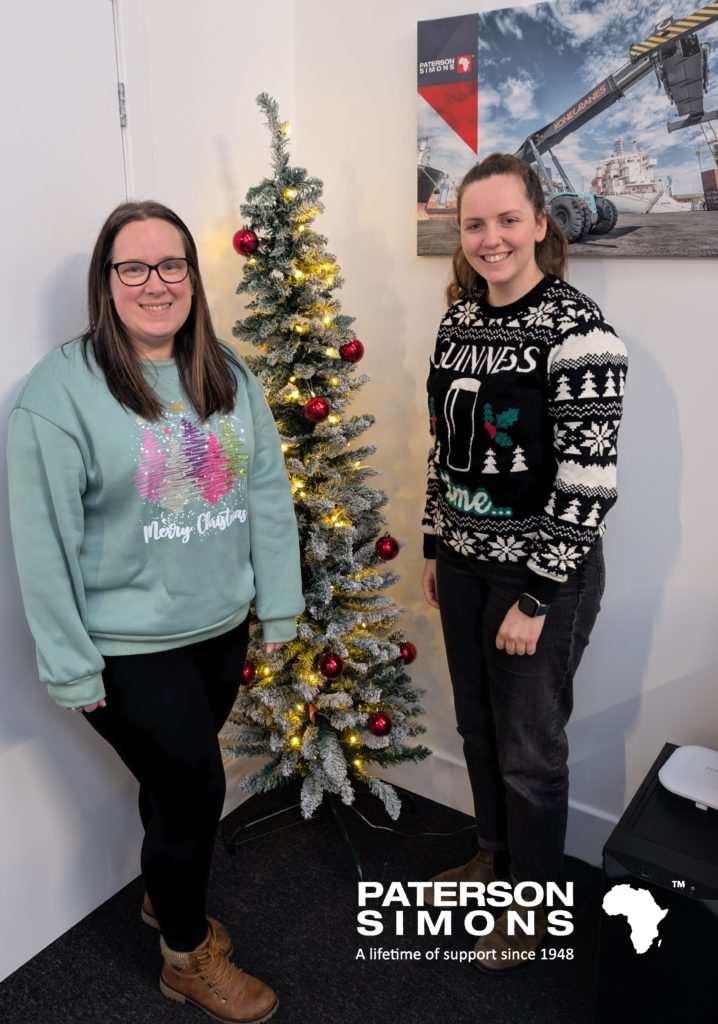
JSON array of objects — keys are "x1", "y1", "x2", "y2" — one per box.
[
  {"x1": 422, "y1": 559, "x2": 440, "y2": 609},
  {"x1": 73, "y1": 699, "x2": 107, "y2": 714}
]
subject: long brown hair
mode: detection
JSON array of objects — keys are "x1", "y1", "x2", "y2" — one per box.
[
  {"x1": 81, "y1": 200, "x2": 239, "y2": 421},
  {"x1": 446, "y1": 153, "x2": 567, "y2": 305}
]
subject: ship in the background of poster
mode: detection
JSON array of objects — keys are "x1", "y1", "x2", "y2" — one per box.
[
  {"x1": 418, "y1": 3, "x2": 718, "y2": 256},
  {"x1": 591, "y1": 136, "x2": 687, "y2": 212},
  {"x1": 418, "y1": 139, "x2": 458, "y2": 218},
  {"x1": 417, "y1": 138, "x2": 447, "y2": 203}
]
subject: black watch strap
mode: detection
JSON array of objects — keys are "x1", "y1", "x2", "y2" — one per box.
[{"x1": 517, "y1": 593, "x2": 551, "y2": 618}]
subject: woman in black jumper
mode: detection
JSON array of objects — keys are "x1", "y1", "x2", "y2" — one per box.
[{"x1": 422, "y1": 154, "x2": 627, "y2": 968}]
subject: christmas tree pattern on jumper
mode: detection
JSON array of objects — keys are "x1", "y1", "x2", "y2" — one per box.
[
  {"x1": 133, "y1": 403, "x2": 248, "y2": 537},
  {"x1": 224, "y1": 94, "x2": 429, "y2": 821}
]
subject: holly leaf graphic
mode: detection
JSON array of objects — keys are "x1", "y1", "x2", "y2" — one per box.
[
  {"x1": 483, "y1": 403, "x2": 494, "y2": 424},
  {"x1": 495, "y1": 408, "x2": 519, "y2": 429},
  {"x1": 495, "y1": 431, "x2": 513, "y2": 448}
]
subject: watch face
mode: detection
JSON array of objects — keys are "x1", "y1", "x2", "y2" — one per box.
[{"x1": 518, "y1": 594, "x2": 539, "y2": 617}]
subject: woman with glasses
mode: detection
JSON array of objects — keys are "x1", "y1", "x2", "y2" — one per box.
[{"x1": 8, "y1": 200, "x2": 302, "y2": 1022}]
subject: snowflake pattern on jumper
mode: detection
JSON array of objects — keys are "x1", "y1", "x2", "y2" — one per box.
[
  {"x1": 452, "y1": 301, "x2": 481, "y2": 326},
  {"x1": 448, "y1": 527, "x2": 477, "y2": 556},
  {"x1": 488, "y1": 535, "x2": 526, "y2": 562},
  {"x1": 581, "y1": 421, "x2": 614, "y2": 457},
  {"x1": 134, "y1": 400, "x2": 249, "y2": 544},
  {"x1": 423, "y1": 276, "x2": 627, "y2": 589}
]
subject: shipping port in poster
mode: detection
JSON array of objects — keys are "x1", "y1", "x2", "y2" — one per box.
[{"x1": 417, "y1": 1, "x2": 718, "y2": 256}]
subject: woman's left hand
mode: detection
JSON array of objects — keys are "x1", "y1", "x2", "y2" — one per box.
[
  {"x1": 496, "y1": 602, "x2": 546, "y2": 656},
  {"x1": 264, "y1": 643, "x2": 285, "y2": 654}
]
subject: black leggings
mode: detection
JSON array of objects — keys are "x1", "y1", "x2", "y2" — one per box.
[{"x1": 83, "y1": 619, "x2": 249, "y2": 950}]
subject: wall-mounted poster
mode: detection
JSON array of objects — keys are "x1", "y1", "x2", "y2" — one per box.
[{"x1": 417, "y1": 2, "x2": 718, "y2": 256}]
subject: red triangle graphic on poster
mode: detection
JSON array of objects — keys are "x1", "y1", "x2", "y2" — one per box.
[{"x1": 418, "y1": 81, "x2": 478, "y2": 154}]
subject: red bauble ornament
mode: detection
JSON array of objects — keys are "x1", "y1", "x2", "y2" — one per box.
[
  {"x1": 241, "y1": 661, "x2": 256, "y2": 686},
  {"x1": 232, "y1": 228, "x2": 258, "y2": 256},
  {"x1": 375, "y1": 534, "x2": 400, "y2": 561},
  {"x1": 308, "y1": 703, "x2": 318, "y2": 724},
  {"x1": 319, "y1": 653, "x2": 344, "y2": 679},
  {"x1": 339, "y1": 339, "x2": 365, "y2": 363},
  {"x1": 304, "y1": 396, "x2": 331, "y2": 423},
  {"x1": 368, "y1": 712, "x2": 393, "y2": 737},
  {"x1": 400, "y1": 642, "x2": 417, "y2": 665}
]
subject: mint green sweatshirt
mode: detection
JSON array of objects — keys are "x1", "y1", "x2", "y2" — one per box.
[{"x1": 7, "y1": 340, "x2": 304, "y2": 708}]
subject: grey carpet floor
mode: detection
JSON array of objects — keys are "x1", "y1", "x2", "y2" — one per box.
[{"x1": 0, "y1": 784, "x2": 601, "y2": 1023}]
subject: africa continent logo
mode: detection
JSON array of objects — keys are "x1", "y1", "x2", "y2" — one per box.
[{"x1": 602, "y1": 884, "x2": 668, "y2": 954}]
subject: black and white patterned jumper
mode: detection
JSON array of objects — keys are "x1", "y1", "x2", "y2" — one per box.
[{"x1": 422, "y1": 273, "x2": 627, "y2": 885}]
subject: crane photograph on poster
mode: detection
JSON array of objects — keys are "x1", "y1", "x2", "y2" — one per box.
[{"x1": 417, "y1": 1, "x2": 718, "y2": 256}]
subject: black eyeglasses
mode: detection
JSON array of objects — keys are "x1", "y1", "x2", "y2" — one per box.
[{"x1": 112, "y1": 258, "x2": 191, "y2": 286}]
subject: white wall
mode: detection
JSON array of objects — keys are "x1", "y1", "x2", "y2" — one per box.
[
  {"x1": 0, "y1": 0, "x2": 135, "y2": 984},
  {"x1": 117, "y1": 0, "x2": 297, "y2": 341},
  {"x1": 3, "y1": 0, "x2": 717, "y2": 983}
]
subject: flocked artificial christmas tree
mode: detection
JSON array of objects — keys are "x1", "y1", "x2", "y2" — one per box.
[{"x1": 223, "y1": 94, "x2": 430, "y2": 820}]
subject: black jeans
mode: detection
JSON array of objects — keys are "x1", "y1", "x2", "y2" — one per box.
[
  {"x1": 435, "y1": 540, "x2": 604, "y2": 885},
  {"x1": 83, "y1": 618, "x2": 249, "y2": 950}
]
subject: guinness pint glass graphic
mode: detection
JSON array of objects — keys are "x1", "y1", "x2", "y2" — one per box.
[{"x1": 444, "y1": 377, "x2": 481, "y2": 472}]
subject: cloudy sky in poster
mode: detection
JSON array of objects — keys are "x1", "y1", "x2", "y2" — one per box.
[{"x1": 418, "y1": 0, "x2": 718, "y2": 195}]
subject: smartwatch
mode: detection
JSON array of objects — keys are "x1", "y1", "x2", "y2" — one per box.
[{"x1": 517, "y1": 593, "x2": 551, "y2": 618}]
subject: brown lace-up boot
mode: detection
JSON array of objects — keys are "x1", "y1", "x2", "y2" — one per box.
[
  {"x1": 425, "y1": 849, "x2": 506, "y2": 906},
  {"x1": 160, "y1": 923, "x2": 277, "y2": 1023},
  {"x1": 142, "y1": 893, "x2": 232, "y2": 956}
]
